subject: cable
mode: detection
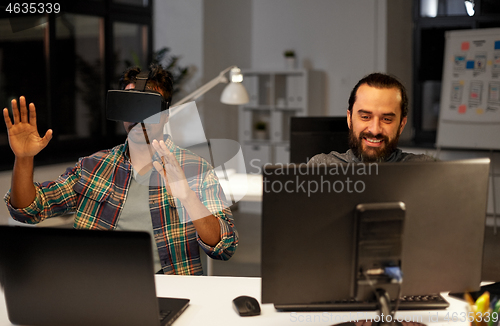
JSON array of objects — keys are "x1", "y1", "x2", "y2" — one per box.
[
  {"x1": 362, "y1": 267, "x2": 404, "y2": 323},
  {"x1": 385, "y1": 266, "x2": 403, "y2": 320},
  {"x1": 392, "y1": 281, "x2": 403, "y2": 318}
]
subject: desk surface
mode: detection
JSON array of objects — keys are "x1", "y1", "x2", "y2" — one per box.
[
  {"x1": 0, "y1": 275, "x2": 470, "y2": 326},
  {"x1": 218, "y1": 172, "x2": 263, "y2": 202}
]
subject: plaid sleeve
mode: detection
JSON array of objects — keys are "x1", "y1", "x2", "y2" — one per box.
[
  {"x1": 196, "y1": 169, "x2": 239, "y2": 260},
  {"x1": 3, "y1": 163, "x2": 81, "y2": 224}
]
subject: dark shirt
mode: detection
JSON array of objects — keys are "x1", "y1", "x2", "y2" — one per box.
[{"x1": 308, "y1": 149, "x2": 435, "y2": 164}]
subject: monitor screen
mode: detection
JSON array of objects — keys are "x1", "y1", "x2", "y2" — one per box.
[
  {"x1": 261, "y1": 158, "x2": 490, "y2": 309},
  {"x1": 289, "y1": 117, "x2": 349, "y2": 164}
]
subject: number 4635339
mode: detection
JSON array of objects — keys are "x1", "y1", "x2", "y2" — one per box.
[{"x1": 5, "y1": 3, "x2": 61, "y2": 14}]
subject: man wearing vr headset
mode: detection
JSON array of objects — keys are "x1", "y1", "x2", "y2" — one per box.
[{"x1": 3, "y1": 63, "x2": 238, "y2": 275}]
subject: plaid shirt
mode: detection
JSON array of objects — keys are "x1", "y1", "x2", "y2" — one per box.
[{"x1": 4, "y1": 136, "x2": 238, "y2": 275}]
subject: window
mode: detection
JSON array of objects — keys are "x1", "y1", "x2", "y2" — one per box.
[
  {"x1": 412, "y1": 0, "x2": 500, "y2": 144},
  {"x1": 54, "y1": 14, "x2": 104, "y2": 140},
  {"x1": 420, "y1": 0, "x2": 470, "y2": 17},
  {"x1": 0, "y1": 16, "x2": 47, "y2": 164},
  {"x1": 113, "y1": 0, "x2": 149, "y2": 7},
  {"x1": 0, "y1": 0, "x2": 152, "y2": 170}
]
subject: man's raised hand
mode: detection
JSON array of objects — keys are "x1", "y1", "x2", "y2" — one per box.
[
  {"x1": 151, "y1": 139, "x2": 194, "y2": 201},
  {"x1": 3, "y1": 96, "x2": 52, "y2": 158}
]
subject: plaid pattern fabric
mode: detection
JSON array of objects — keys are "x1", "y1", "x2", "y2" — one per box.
[{"x1": 4, "y1": 136, "x2": 238, "y2": 275}]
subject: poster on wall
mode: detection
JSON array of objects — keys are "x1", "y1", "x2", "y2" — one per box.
[
  {"x1": 437, "y1": 28, "x2": 500, "y2": 150},
  {"x1": 440, "y1": 32, "x2": 500, "y2": 122}
]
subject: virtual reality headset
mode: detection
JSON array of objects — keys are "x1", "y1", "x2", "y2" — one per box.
[{"x1": 106, "y1": 71, "x2": 169, "y2": 123}]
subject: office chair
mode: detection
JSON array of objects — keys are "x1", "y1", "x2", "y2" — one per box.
[{"x1": 289, "y1": 117, "x2": 349, "y2": 164}]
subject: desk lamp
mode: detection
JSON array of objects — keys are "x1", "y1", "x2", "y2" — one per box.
[
  {"x1": 464, "y1": 0, "x2": 475, "y2": 16},
  {"x1": 172, "y1": 66, "x2": 249, "y2": 107}
]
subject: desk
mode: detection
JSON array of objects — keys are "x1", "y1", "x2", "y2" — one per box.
[
  {"x1": 218, "y1": 172, "x2": 263, "y2": 202},
  {"x1": 218, "y1": 172, "x2": 263, "y2": 215},
  {"x1": 0, "y1": 275, "x2": 471, "y2": 326}
]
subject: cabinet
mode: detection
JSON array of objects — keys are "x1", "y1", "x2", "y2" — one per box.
[{"x1": 238, "y1": 69, "x2": 323, "y2": 173}]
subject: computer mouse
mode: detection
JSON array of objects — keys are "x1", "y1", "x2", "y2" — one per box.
[{"x1": 232, "y1": 295, "x2": 261, "y2": 316}]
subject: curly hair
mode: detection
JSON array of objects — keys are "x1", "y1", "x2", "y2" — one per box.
[{"x1": 119, "y1": 63, "x2": 174, "y2": 104}]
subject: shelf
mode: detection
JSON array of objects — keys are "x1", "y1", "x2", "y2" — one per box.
[
  {"x1": 244, "y1": 140, "x2": 272, "y2": 145},
  {"x1": 243, "y1": 106, "x2": 304, "y2": 112},
  {"x1": 275, "y1": 107, "x2": 303, "y2": 111},
  {"x1": 239, "y1": 69, "x2": 323, "y2": 170},
  {"x1": 242, "y1": 106, "x2": 273, "y2": 111},
  {"x1": 242, "y1": 69, "x2": 306, "y2": 76}
]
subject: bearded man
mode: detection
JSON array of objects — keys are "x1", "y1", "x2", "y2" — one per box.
[{"x1": 309, "y1": 73, "x2": 434, "y2": 164}]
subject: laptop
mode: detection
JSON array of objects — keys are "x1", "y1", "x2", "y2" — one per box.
[{"x1": 0, "y1": 226, "x2": 189, "y2": 326}]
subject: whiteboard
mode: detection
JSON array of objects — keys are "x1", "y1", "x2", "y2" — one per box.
[{"x1": 436, "y1": 28, "x2": 500, "y2": 150}]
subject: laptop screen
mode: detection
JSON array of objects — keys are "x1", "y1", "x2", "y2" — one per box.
[{"x1": 0, "y1": 226, "x2": 187, "y2": 326}]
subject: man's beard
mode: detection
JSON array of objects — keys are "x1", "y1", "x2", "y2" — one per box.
[{"x1": 348, "y1": 124, "x2": 401, "y2": 163}]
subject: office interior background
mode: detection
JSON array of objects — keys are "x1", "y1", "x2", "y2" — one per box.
[{"x1": 0, "y1": 0, "x2": 499, "y2": 278}]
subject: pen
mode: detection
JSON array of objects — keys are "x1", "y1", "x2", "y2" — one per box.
[
  {"x1": 488, "y1": 297, "x2": 498, "y2": 326},
  {"x1": 465, "y1": 292, "x2": 479, "y2": 326},
  {"x1": 476, "y1": 292, "x2": 490, "y2": 326},
  {"x1": 492, "y1": 300, "x2": 500, "y2": 326},
  {"x1": 465, "y1": 292, "x2": 476, "y2": 306}
]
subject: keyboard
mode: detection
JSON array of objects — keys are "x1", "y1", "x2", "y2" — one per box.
[
  {"x1": 159, "y1": 309, "x2": 172, "y2": 321},
  {"x1": 275, "y1": 294, "x2": 450, "y2": 311}
]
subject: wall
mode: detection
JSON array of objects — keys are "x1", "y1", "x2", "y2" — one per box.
[
  {"x1": 385, "y1": 0, "x2": 413, "y2": 142},
  {"x1": 153, "y1": 0, "x2": 414, "y2": 143},
  {"x1": 251, "y1": 0, "x2": 381, "y2": 119},
  {"x1": 153, "y1": 0, "x2": 252, "y2": 143},
  {"x1": 202, "y1": 1, "x2": 253, "y2": 141},
  {"x1": 250, "y1": 0, "x2": 413, "y2": 141},
  {"x1": 153, "y1": 0, "x2": 204, "y2": 105}
]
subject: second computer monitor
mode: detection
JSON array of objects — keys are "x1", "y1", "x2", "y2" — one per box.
[
  {"x1": 290, "y1": 117, "x2": 349, "y2": 164},
  {"x1": 261, "y1": 159, "x2": 490, "y2": 308}
]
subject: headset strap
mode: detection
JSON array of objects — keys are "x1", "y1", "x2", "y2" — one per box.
[
  {"x1": 135, "y1": 71, "x2": 149, "y2": 91},
  {"x1": 134, "y1": 70, "x2": 169, "y2": 111}
]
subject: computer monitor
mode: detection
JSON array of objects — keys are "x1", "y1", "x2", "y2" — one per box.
[
  {"x1": 261, "y1": 158, "x2": 490, "y2": 311},
  {"x1": 289, "y1": 117, "x2": 349, "y2": 164}
]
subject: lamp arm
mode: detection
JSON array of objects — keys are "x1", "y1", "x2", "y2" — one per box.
[{"x1": 171, "y1": 66, "x2": 238, "y2": 107}]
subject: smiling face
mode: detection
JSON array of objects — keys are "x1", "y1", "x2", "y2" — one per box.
[{"x1": 347, "y1": 84, "x2": 407, "y2": 162}]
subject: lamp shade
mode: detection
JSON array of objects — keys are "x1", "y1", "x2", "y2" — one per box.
[
  {"x1": 220, "y1": 82, "x2": 249, "y2": 105},
  {"x1": 464, "y1": 0, "x2": 475, "y2": 16}
]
